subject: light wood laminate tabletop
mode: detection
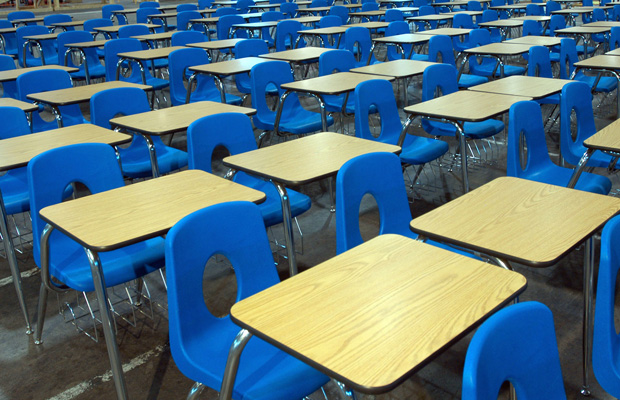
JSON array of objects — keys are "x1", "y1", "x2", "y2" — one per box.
[
  {"x1": 259, "y1": 46, "x2": 333, "y2": 62},
  {"x1": 281, "y1": 71, "x2": 394, "y2": 96},
  {"x1": 505, "y1": 35, "x2": 562, "y2": 46},
  {"x1": 478, "y1": 19, "x2": 525, "y2": 28},
  {"x1": 110, "y1": 101, "x2": 256, "y2": 136},
  {"x1": 0, "y1": 65, "x2": 78, "y2": 82},
  {"x1": 117, "y1": 46, "x2": 187, "y2": 61},
  {"x1": 351, "y1": 59, "x2": 438, "y2": 79},
  {"x1": 27, "y1": 81, "x2": 152, "y2": 106},
  {"x1": 188, "y1": 56, "x2": 271, "y2": 75},
  {"x1": 229, "y1": 234, "x2": 527, "y2": 393},
  {"x1": 186, "y1": 38, "x2": 245, "y2": 50},
  {"x1": 0, "y1": 97, "x2": 39, "y2": 113},
  {"x1": 467, "y1": 75, "x2": 572, "y2": 100},
  {"x1": 416, "y1": 27, "x2": 472, "y2": 36}
]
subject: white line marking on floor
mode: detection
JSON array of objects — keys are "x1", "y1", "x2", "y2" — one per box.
[
  {"x1": 46, "y1": 344, "x2": 165, "y2": 400},
  {"x1": 0, "y1": 267, "x2": 39, "y2": 288}
]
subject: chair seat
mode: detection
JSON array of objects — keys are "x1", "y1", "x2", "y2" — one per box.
[
  {"x1": 174, "y1": 317, "x2": 330, "y2": 400},
  {"x1": 119, "y1": 140, "x2": 188, "y2": 178},
  {"x1": 235, "y1": 172, "x2": 311, "y2": 227},
  {"x1": 521, "y1": 166, "x2": 612, "y2": 195},
  {"x1": 410, "y1": 53, "x2": 429, "y2": 61},
  {"x1": 253, "y1": 107, "x2": 334, "y2": 134},
  {"x1": 24, "y1": 55, "x2": 59, "y2": 67},
  {"x1": 458, "y1": 73, "x2": 488, "y2": 88},
  {"x1": 423, "y1": 118, "x2": 504, "y2": 139},
  {"x1": 69, "y1": 64, "x2": 107, "y2": 80},
  {"x1": 399, "y1": 135, "x2": 449, "y2": 165},
  {"x1": 577, "y1": 73, "x2": 618, "y2": 93},
  {"x1": 323, "y1": 93, "x2": 356, "y2": 114},
  {"x1": 0, "y1": 167, "x2": 29, "y2": 215},
  {"x1": 33, "y1": 115, "x2": 88, "y2": 133},
  {"x1": 48, "y1": 232, "x2": 165, "y2": 292},
  {"x1": 145, "y1": 76, "x2": 170, "y2": 91},
  {"x1": 472, "y1": 62, "x2": 525, "y2": 77}
]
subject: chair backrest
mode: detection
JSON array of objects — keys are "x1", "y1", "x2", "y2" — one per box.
[
  {"x1": 527, "y1": 45, "x2": 552, "y2": 78},
  {"x1": 165, "y1": 201, "x2": 279, "y2": 387},
  {"x1": 614, "y1": 4, "x2": 620, "y2": 21},
  {"x1": 354, "y1": 79, "x2": 402, "y2": 144},
  {"x1": 118, "y1": 24, "x2": 150, "y2": 50},
  {"x1": 413, "y1": 0, "x2": 429, "y2": 6},
  {"x1": 481, "y1": 9, "x2": 498, "y2": 22},
  {"x1": 235, "y1": 38, "x2": 269, "y2": 57},
  {"x1": 44, "y1": 14, "x2": 73, "y2": 31},
  {"x1": 428, "y1": 34, "x2": 456, "y2": 66},
  {"x1": 593, "y1": 7, "x2": 606, "y2": 21},
  {"x1": 385, "y1": 21, "x2": 411, "y2": 60},
  {"x1": 140, "y1": 1, "x2": 160, "y2": 8},
  {"x1": 335, "y1": 152, "x2": 412, "y2": 254},
  {"x1": 545, "y1": 0, "x2": 561, "y2": 15},
  {"x1": 319, "y1": 48, "x2": 355, "y2": 75},
  {"x1": 57, "y1": 30, "x2": 100, "y2": 70},
  {"x1": 0, "y1": 20, "x2": 17, "y2": 56},
  {"x1": 559, "y1": 81, "x2": 595, "y2": 166},
  {"x1": 0, "y1": 106, "x2": 31, "y2": 139},
  {"x1": 419, "y1": 5, "x2": 435, "y2": 15},
  {"x1": 236, "y1": 0, "x2": 256, "y2": 13},
  {"x1": 187, "y1": 112, "x2": 257, "y2": 173},
  {"x1": 214, "y1": 6, "x2": 237, "y2": 16},
  {"x1": 594, "y1": 215, "x2": 620, "y2": 399},
  {"x1": 28, "y1": 143, "x2": 125, "y2": 267},
  {"x1": 361, "y1": 2, "x2": 379, "y2": 11},
  {"x1": 168, "y1": 47, "x2": 215, "y2": 106},
  {"x1": 262, "y1": 10, "x2": 284, "y2": 20},
  {"x1": 177, "y1": 10, "x2": 204, "y2": 31},
  {"x1": 177, "y1": 3, "x2": 198, "y2": 11},
  {"x1": 90, "y1": 87, "x2": 151, "y2": 129},
  {"x1": 16, "y1": 25, "x2": 57, "y2": 67},
  {"x1": 422, "y1": 63, "x2": 458, "y2": 102},
  {"x1": 171, "y1": 30, "x2": 208, "y2": 46},
  {"x1": 281, "y1": 2, "x2": 299, "y2": 18},
  {"x1": 547, "y1": 13, "x2": 565, "y2": 35},
  {"x1": 199, "y1": 0, "x2": 213, "y2": 8},
  {"x1": 558, "y1": 37, "x2": 577, "y2": 79},
  {"x1": 0, "y1": 55, "x2": 17, "y2": 98},
  {"x1": 344, "y1": 26, "x2": 372, "y2": 64},
  {"x1": 137, "y1": 7, "x2": 161, "y2": 24},
  {"x1": 250, "y1": 60, "x2": 303, "y2": 121},
  {"x1": 506, "y1": 100, "x2": 553, "y2": 179},
  {"x1": 467, "y1": 1, "x2": 483, "y2": 11},
  {"x1": 462, "y1": 302, "x2": 567, "y2": 400},
  {"x1": 84, "y1": 18, "x2": 114, "y2": 38},
  {"x1": 385, "y1": 9, "x2": 404, "y2": 22},
  {"x1": 319, "y1": 14, "x2": 341, "y2": 27},
  {"x1": 310, "y1": 0, "x2": 328, "y2": 7},
  {"x1": 103, "y1": 38, "x2": 156, "y2": 82},
  {"x1": 522, "y1": 19, "x2": 541, "y2": 36},
  {"x1": 7, "y1": 11, "x2": 34, "y2": 22},
  {"x1": 217, "y1": 15, "x2": 247, "y2": 39},
  {"x1": 525, "y1": 3, "x2": 543, "y2": 15},
  {"x1": 275, "y1": 20, "x2": 304, "y2": 51},
  {"x1": 453, "y1": 12, "x2": 474, "y2": 28},
  {"x1": 329, "y1": 5, "x2": 349, "y2": 24},
  {"x1": 610, "y1": 26, "x2": 620, "y2": 50},
  {"x1": 102, "y1": 5, "x2": 126, "y2": 24}
]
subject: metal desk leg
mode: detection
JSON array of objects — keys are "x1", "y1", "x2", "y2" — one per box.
[
  {"x1": 274, "y1": 182, "x2": 298, "y2": 277},
  {"x1": 85, "y1": 249, "x2": 128, "y2": 400},
  {"x1": 219, "y1": 329, "x2": 252, "y2": 400},
  {"x1": 307, "y1": 93, "x2": 329, "y2": 132},
  {"x1": 213, "y1": 75, "x2": 227, "y2": 104},
  {"x1": 567, "y1": 148, "x2": 594, "y2": 189},
  {"x1": 50, "y1": 104, "x2": 63, "y2": 128},
  {"x1": 273, "y1": 90, "x2": 292, "y2": 138},
  {"x1": 185, "y1": 72, "x2": 198, "y2": 104},
  {"x1": 140, "y1": 133, "x2": 161, "y2": 178},
  {"x1": 0, "y1": 187, "x2": 31, "y2": 334},
  {"x1": 582, "y1": 237, "x2": 595, "y2": 396}
]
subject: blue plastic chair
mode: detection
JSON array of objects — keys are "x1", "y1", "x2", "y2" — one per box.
[
  {"x1": 527, "y1": 45, "x2": 559, "y2": 105},
  {"x1": 525, "y1": 3, "x2": 543, "y2": 15},
  {"x1": 507, "y1": 100, "x2": 611, "y2": 194},
  {"x1": 251, "y1": 61, "x2": 334, "y2": 140},
  {"x1": 462, "y1": 302, "x2": 567, "y2": 400},
  {"x1": 7, "y1": 11, "x2": 35, "y2": 25},
  {"x1": 90, "y1": 87, "x2": 188, "y2": 178},
  {"x1": 0, "y1": 107, "x2": 34, "y2": 216},
  {"x1": 344, "y1": 26, "x2": 378, "y2": 67},
  {"x1": 166, "y1": 201, "x2": 329, "y2": 400},
  {"x1": 236, "y1": 0, "x2": 255, "y2": 13},
  {"x1": 118, "y1": 24, "x2": 168, "y2": 71},
  {"x1": 427, "y1": 34, "x2": 487, "y2": 88},
  {"x1": 136, "y1": 8, "x2": 168, "y2": 32},
  {"x1": 177, "y1": 10, "x2": 205, "y2": 32},
  {"x1": 275, "y1": 20, "x2": 305, "y2": 51},
  {"x1": 16, "y1": 25, "x2": 58, "y2": 67},
  {"x1": 522, "y1": 19, "x2": 542, "y2": 36},
  {"x1": 84, "y1": 19, "x2": 114, "y2": 58},
  {"x1": 560, "y1": 81, "x2": 617, "y2": 169},
  {"x1": 414, "y1": 5, "x2": 436, "y2": 31},
  {"x1": 103, "y1": 39, "x2": 169, "y2": 94},
  {"x1": 28, "y1": 143, "x2": 165, "y2": 343},
  {"x1": 385, "y1": 8, "x2": 404, "y2": 22},
  {"x1": 234, "y1": 39, "x2": 272, "y2": 98},
  {"x1": 545, "y1": 0, "x2": 560, "y2": 15},
  {"x1": 260, "y1": 11, "x2": 284, "y2": 46},
  {"x1": 452, "y1": 14, "x2": 476, "y2": 52},
  {"x1": 17, "y1": 69, "x2": 87, "y2": 132},
  {"x1": 329, "y1": 5, "x2": 349, "y2": 24},
  {"x1": 386, "y1": 21, "x2": 428, "y2": 60},
  {"x1": 214, "y1": 6, "x2": 238, "y2": 16},
  {"x1": 102, "y1": 5, "x2": 127, "y2": 24},
  {"x1": 0, "y1": 20, "x2": 18, "y2": 58},
  {"x1": 199, "y1": 0, "x2": 214, "y2": 8},
  {"x1": 480, "y1": 10, "x2": 502, "y2": 41},
  {"x1": 187, "y1": 113, "x2": 312, "y2": 227},
  {"x1": 317, "y1": 15, "x2": 342, "y2": 49},
  {"x1": 610, "y1": 26, "x2": 620, "y2": 50},
  {"x1": 171, "y1": 30, "x2": 208, "y2": 46},
  {"x1": 57, "y1": 31, "x2": 106, "y2": 82},
  {"x1": 177, "y1": 3, "x2": 198, "y2": 11},
  {"x1": 217, "y1": 15, "x2": 248, "y2": 40},
  {"x1": 281, "y1": 2, "x2": 299, "y2": 18},
  {"x1": 354, "y1": 79, "x2": 449, "y2": 178},
  {"x1": 559, "y1": 38, "x2": 617, "y2": 94},
  {"x1": 422, "y1": 64, "x2": 502, "y2": 140},
  {"x1": 467, "y1": 0, "x2": 482, "y2": 11},
  {"x1": 0, "y1": 55, "x2": 17, "y2": 98},
  {"x1": 318, "y1": 49, "x2": 356, "y2": 114},
  {"x1": 468, "y1": 28, "x2": 525, "y2": 77},
  {"x1": 594, "y1": 215, "x2": 620, "y2": 399},
  {"x1": 169, "y1": 48, "x2": 242, "y2": 106},
  {"x1": 140, "y1": 1, "x2": 160, "y2": 8},
  {"x1": 44, "y1": 14, "x2": 73, "y2": 31}
]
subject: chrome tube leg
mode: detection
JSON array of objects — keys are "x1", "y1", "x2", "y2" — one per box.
[
  {"x1": 567, "y1": 149, "x2": 594, "y2": 189},
  {"x1": 187, "y1": 382, "x2": 206, "y2": 400},
  {"x1": 334, "y1": 380, "x2": 357, "y2": 399},
  {"x1": 140, "y1": 134, "x2": 160, "y2": 178},
  {"x1": 273, "y1": 90, "x2": 292, "y2": 137},
  {"x1": 214, "y1": 76, "x2": 227, "y2": 104},
  {"x1": 308, "y1": 93, "x2": 328, "y2": 132},
  {"x1": 274, "y1": 182, "x2": 297, "y2": 276},
  {"x1": 219, "y1": 329, "x2": 252, "y2": 400},
  {"x1": 185, "y1": 73, "x2": 197, "y2": 104},
  {"x1": 451, "y1": 121, "x2": 469, "y2": 193},
  {"x1": 0, "y1": 189, "x2": 31, "y2": 334},
  {"x1": 34, "y1": 282, "x2": 48, "y2": 344},
  {"x1": 85, "y1": 249, "x2": 128, "y2": 400},
  {"x1": 329, "y1": 176, "x2": 335, "y2": 213},
  {"x1": 582, "y1": 237, "x2": 595, "y2": 396},
  {"x1": 51, "y1": 105, "x2": 63, "y2": 128}
]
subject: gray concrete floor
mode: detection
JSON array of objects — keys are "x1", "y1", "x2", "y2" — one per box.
[{"x1": 1, "y1": 4, "x2": 620, "y2": 399}]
